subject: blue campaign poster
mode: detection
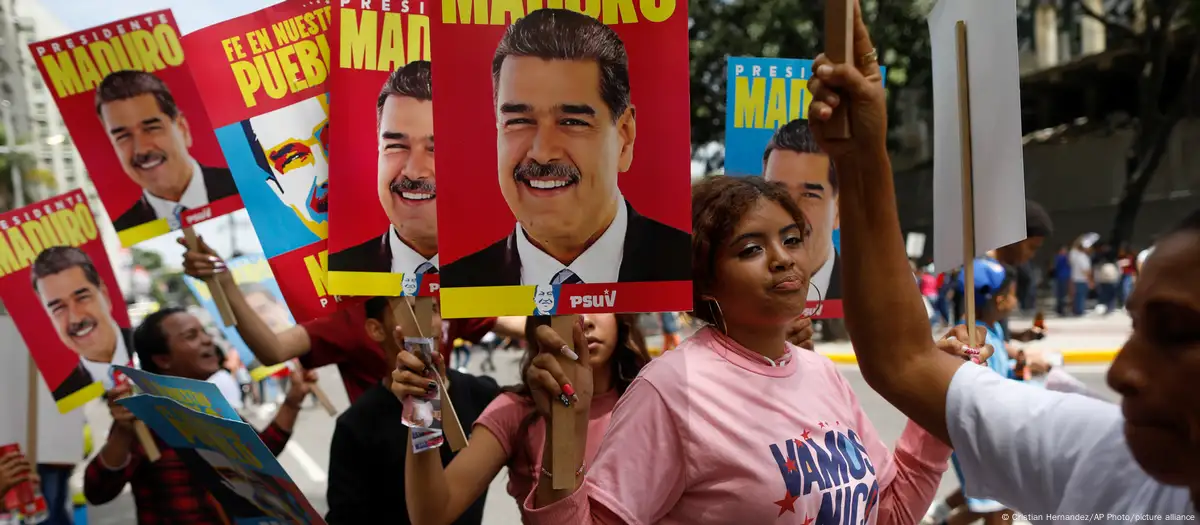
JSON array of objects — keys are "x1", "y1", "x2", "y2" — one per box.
[
  {"x1": 113, "y1": 365, "x2": 240, "y2": 420},
  {"x1": 119, "y1": 394, "x2": 325, "y2": 524}
]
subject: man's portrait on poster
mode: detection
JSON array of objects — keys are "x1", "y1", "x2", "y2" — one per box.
[
  {"x1": 330, "y1": 61, "x2": 439, "y2": 278},
  {"x1": 762, "y1": 119, "x2": 841, "y2": 302},
  {"x1": 242, "y1": 95, "x2": 331, "y2": 239},
  {"x1": 31, "y1": 246, "x2": 129, "y2": 401},
  {"x1": 97, "y1": 70, "x2": 237, "y2": 231},
  {"x1": 440, "y1": 9, "x2": 690, "y2": 288}
]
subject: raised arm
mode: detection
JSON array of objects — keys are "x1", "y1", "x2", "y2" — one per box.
[
  {"x1": 392, "y1": 349, "x2": 509, "y2": 525},
  {"x1": 180, "y1": 236, "x2": 311, "y2": 365},
  {"x1": 807, "y1": 0, "x2": 965, "y2": 444}
]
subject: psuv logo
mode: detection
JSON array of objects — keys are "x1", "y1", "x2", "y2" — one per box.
[{"x1": 570, "y1": 290, "x2": 617, "y2": 309}]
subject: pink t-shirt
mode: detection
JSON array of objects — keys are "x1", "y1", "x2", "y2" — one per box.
[
  {"x1": 522, "y1": 327, "x2": 952, "y2": 525},
  {"x1": 474, "y1": 388, "x2": 620, "y2": 505}
]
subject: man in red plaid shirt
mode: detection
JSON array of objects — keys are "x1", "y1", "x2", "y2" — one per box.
[{"x1": 83, "y1": 307, "x2": 316, "y2": 524}]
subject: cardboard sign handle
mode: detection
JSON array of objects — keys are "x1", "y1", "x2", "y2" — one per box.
[
  {"x1": 311, "y1": 385, "x2": 337, "y2": 416},
  {"x1": 135, "y1": 422, "x2": 161, "y2": 462},
  {"x1": 392, "y1": 297, "x2": 467, "y2": 451},
  {"x1": 549, "y1": 315, "x2": 581, "y2": 490},
  {"x1": 182, "y1": 227, "x2": 235, "y2": 327},
  {"x1": 25, "y1": 359, "x2": 38, "y2": 464},
  {"x1": 956, "y1": 21, "x2": 979, "y2": 349},
  {"x1": 824, "y1": 0, "x2": 854, "y2": 139}
]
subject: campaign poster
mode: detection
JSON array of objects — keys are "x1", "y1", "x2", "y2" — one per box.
[
  {"x1": 27, "y1": 11, "x2": 243, "y2": 248},
  {"x1": 0, "y1": 190, "x2": 132, "y2": 413},
  {"x1": 326, "y1": 1, "x2": 438, "y2": 298},
  {"x1": 723, "y1": 57, "x2": 888, "y2": 319},
  {"x1": 181, "y1": 254, "x2": 292, "y2": 381},
  {"x1": 119, "y1": 394, "x2": 326, "y2": 524},
  {"x1": 114, "y1": 365, "x2": 241, "y2": 420},
  {"x1": 431, "y1": 6, "x2": 693, "y2": 318},
  {"x1": 182, "y1": 1, "x2": 340, "y2": 323}
]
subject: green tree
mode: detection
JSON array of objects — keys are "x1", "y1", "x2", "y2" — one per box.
[
  {"x1": 1066, "y1": 0, "x2": 1200, "y2": 247},
  {"x1": 0, "y1": 124, "x2": 56, "y2": 212},
  {"x1": 689, "y1": 0, "x2": 934, "y2": 172}
]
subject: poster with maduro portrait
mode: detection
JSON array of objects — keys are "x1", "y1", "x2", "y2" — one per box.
[
  {"x1": 182, "y1": 0, "x2": 339, "y2": 323},
  {"x1": 723, "y1": 57, "x2": 888, "y2": 319},
  {"x1": 431, "y1": 5, "x2": 693, "y2": 318},
  {"x1": 27, "y1": 11, "x2": 242, "y2": 248},
  {"x1": 326, "y1": 1, "x2": 438, "y2": 298},
  {"x1": 119, "y1": 394, "x2": 326, "y2": 524},
  {"x1": 182, "y1": 254, "x2": 293, "y2": 381},
  {"x1": 0, "y1": 190, "x2": 132, "y2": 413}
]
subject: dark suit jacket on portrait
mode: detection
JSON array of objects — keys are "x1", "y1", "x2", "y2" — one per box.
[
  {"x1": 824, "y1": 253, "x2": 842, "y2": 301},
  {"x1": 442, "y1": 202, "x2": 692, "y2": 288},
  {"x1": 113, "y1": 165, "x2": 238, "y2": 231},
  {"x1": 51, "y1": 328, "x2": 134, "y2": 401},
  {"x1": 329, "y1": 232, "x2": 390, "y2": 273}
]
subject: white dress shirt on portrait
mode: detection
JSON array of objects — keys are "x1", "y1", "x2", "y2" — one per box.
[
  {"x1": 516, "y1": 196, "x2": 628, "y2": 286},
  {"x1": 390, "y1": 228, "x2": 439, "y2": 275},
  {"x1": 143, "y1": 158, "x2": 208, "y2": 229},
  {"x1": 82, "y1": 328, "x2": 130, "y2": 390},
  {"x1": 808, "y1": 244, "x2": 836, "y2": 302}
]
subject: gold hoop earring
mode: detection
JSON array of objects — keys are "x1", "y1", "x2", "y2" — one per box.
[
  {"x1": 799, "y1": 281, "x2": 825, "y2": 320},
  {"x1": 705, "y1": 297, "x2": 729, "y2": 334}
]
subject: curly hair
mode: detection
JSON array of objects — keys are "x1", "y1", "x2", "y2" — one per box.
[{"x1": 690, "y1": 176, "x2": 810, "y2": 324}]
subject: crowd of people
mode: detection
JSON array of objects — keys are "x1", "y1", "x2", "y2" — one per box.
[{"x1": 2, "y1": 3, "x2": 1197, "y2": 525}]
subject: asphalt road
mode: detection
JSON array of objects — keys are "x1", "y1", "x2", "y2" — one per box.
[{"x1": 83, "y1": 335, "x2": 1122, "y2": 525}]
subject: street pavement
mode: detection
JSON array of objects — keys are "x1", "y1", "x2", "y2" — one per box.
[{"x1": 82, "y1": 313, "x2": 1129, "y2": 525}]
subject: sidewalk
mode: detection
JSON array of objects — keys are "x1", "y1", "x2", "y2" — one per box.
[{"x1": 647, "y1": 312, "x2": 1131, "y2": 365}]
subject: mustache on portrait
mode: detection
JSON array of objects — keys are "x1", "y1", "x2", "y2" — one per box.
[
  {"x1": 131, "y1": 150, "x2": 167, "y2": 169},
  {"x1": 66, "y1": 317, "x2": 98, "y2": 338},
  {"x1": 513, "y1": 160, "x2": 581, "y2": 185},
  {"x1": 390, "y1": 177, "x2": 436, "y2": 195}
]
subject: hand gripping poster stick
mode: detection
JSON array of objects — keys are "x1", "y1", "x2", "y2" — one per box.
[
  {"x1": 955, "y1": 21, "x2": 980, "y2": 349},
  {"x1": 393, "y1": 297, "x2": 468, "y2": 451},
  {"x1": 824, "y1": 0, "x2": 854, "y2": 139},
  {"x1": 549, "y1": 314, "x2": 581, "y2": 490},
  {"x1": 182, "y1": 227, "x2": 235, "y2": 327}
]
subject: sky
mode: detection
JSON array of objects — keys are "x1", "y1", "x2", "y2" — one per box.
[{"x1": 34, "y1": 0, "x2": 281, "y2": 268}]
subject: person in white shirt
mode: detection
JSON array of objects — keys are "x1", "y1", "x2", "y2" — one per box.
[
  {"x1": 1068, "y1": 239, "x2": 1093, "y2": 316},
  {"x1": 328, "y1": 61, "x2": 438, "y2": 289},
  {"x1": 96, "y1": 71, "x2": 237, "y2": 231},
  {"x1": 805, "y1": 35, "x2": 1200, "y2": 520},
  {"x1": 31, "y1": 246, "x2": 130, "y2": 405}
]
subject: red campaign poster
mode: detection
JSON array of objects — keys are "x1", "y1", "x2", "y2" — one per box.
[
  {"x1": 0, "y1": 190, "x2": 132, "y2": 414},
  {"x1": 182, "y1": 0, "x2": 340, "y2": 322},
  {"x1": 26, "y1": 11, "x2": 243, "y2": 248},
  {"x1": 326, "y1": 0, "x2": 438, "y2": 299},
  {"x1": 430, "y1": 4, "x2": 693, "y2": 318}
]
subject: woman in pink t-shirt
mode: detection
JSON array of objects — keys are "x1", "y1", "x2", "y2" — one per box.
[{"x1": 392, "y1": 313, "x2": 649, "y2": 525}]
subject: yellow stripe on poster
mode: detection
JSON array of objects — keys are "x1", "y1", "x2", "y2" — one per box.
[
  {"x1": 249, "y1": 363, "x2": 289, "y2": 382},
  {"x1": 440, "y1": 286, "x2": 537, "y2": 319},
  {"x1": 117, "y1": 219, "x2": 171, "y2": 248},
  {"x1": 55, "y1": 381, "x2": 106, "y2": 414},
  {"x1": 328, "y1": 270, "x2": 403, "y2": 296}
]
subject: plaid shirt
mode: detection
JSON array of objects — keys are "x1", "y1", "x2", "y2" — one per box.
[{"x1": 84, "y1": 423, "x2": 290, "y2": 525}]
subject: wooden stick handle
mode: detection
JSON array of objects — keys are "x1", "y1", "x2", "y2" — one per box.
[
  {"x1": 823, "y1": 0, "x2": 854, "y2": 139},
  {"x1": 956, "y1": 21, "x2": 979, "y2": 350},
  {"x1": 26, "y1": 359, "x2": 39, "y2": 464},
  {"x1": 182, "y1": 227, "x2": 236, "y2": 327},
  {"x1": 134, "y1": 422, "x2": 161, "y2": 462},
  {"x1": 549, "y1": 315, "x2": 580, "y2": 490},
  {"x1": 311, "y1": 385, "x2": 337, "y2": 416},
  {"x1": 393, "y1": 297, "x2": 468, "y2": 451}
]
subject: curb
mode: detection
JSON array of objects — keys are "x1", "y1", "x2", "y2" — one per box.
[{"x1": 820, "y1": 349, "x2": 1121, "y2": 365}]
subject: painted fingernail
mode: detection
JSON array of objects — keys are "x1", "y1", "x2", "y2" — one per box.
[
  {"x1": 971, "y1": 357, "x2": 982, "y2": 364},
  {"x1": 427, "y1": 381, "x2": 437, "y2": 390},
  {"x1": 207, "y1": 256, "x2": 221, "y2": 263},
  {"x1": 559, "y1": 393, "x2": 571, "y2": 407},
  {"x1": 818, "y1": 64, "x2": 833, "y2": 75},
  {"x1": 560, "y1": 345, "x2": 579, "y2": 361},
  {"x1": 562, "y1": 383, "x2": 579, "y2": 404}
]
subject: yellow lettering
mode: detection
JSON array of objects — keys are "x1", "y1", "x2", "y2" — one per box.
[
  {"x1": 640, "y1": 0, "x2": 674, "y2": 23},
  {"x1": 789, "y1": 79, "x2": 808, "y2": 120},
  {"x1": 6, "y1": 229, "x2": 37, "y2": 270},
  {"x1": 764, "y1": 77, "x2": 788, "y2": 129},
  {"x1": 71, "y1": 46, "x2": 103, "y2": 93},
  {"x1": 0, "y1": 235, "x2": 18, "y2": 277},
  {"x1": 303, "y1": 251, "x2": 330, "y2": 297},
  {"x1": 153, "y1": 25, "x2": 185, "y2": 67},
  {"x1": 74, "y1": 203, "x2": 98, "y2": 241},
  {"x1": 130, "y1": 30, "x2": 166, "y2": 73},
  {"x1": 86, "y1": 41, "x2": 120, "y2": 79},
  {"x1": 733, "y1": 76, "x2": 766, "y2": 129},
  {"x1": 339, "y1": 8, "x2": 377, "y2": 69},
  {"x1": 41, "y1": 52, "x2": 82, "y2": 98},
  {"x1": 377, "y1": 13, "x2": 407, "y2": 70}
]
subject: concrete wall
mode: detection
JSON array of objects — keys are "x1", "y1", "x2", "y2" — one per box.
[{"x1": 897, "y1": 118, "x2": 1200, "y2": 267}]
